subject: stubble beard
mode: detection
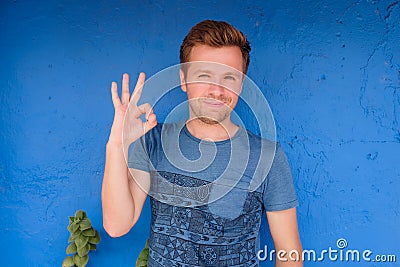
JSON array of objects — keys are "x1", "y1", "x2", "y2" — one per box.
[{"x1": 189, "y1": 97, "x2": 233, "y2": 125}]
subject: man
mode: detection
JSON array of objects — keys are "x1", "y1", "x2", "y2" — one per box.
[{"x1": 102, "y1": 20, "x2": 302, "y2": 266}]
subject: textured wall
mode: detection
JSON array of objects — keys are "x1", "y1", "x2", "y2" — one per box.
[{"x1": 0, "y1": 0, "x2": 399, "y2": 266}]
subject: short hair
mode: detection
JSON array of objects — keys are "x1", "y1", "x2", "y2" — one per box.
[{"x1": 180, "y1": 20, "x2": 251, "y2": 74}]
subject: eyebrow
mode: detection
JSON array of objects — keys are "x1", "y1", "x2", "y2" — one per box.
[
  {"x1": 192, "y1": 69, "x2": 212, "y2": 74},
  {"x1": 192, "y1": 69, "x2": 241, "y2": 78}
]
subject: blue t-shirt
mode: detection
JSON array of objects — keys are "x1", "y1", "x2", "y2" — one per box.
[{"x1": 129, "y1": 122, "x2": 298, "y2": 267}]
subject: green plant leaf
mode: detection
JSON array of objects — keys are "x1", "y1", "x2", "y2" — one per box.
[
  {"x1": 135, "y1": 239, "x2": 149, "y2": 267},
  {"x1": 77, "y1": 243, "x2": 90, "y2": 257},
  {"x1": 68, "y1": 229, "x2": 81, "y2": 243},
  {"x1": 82, "y1": 228, "x2": 95, "y2": 237},
  {"x1": 79, "y1": 218, "x2": 92, "y2": 231},
  {"x1": 89, "y1": 243, "x2": 97, "y2": 251},
  {"x1": 75, "y1": 235, "x2": 89, "y2": 250},
  {"x1": 136, "y1": 254, "x2": 149, "y2": 267},
  {"x1": 75, "y1": 210, "x2": 86, "y2": 220},
  {"x1": 73, "y1": 253, "x2": 89, "y2": 267},
  {"x1": 67, "y1": 222, "x2": 80, "y2": 233},
  {"x1": 62, "y1": 256, "x2": 74, "y2": 267},
  {"x1": 66, "y1": 242, "x2": 77, "y2": 254},
  {"x1": 70, "y1": 228, "x2": 81, "y2": 241},
  {"x1": 137, "y1": 259, "x2": 148, "y2": 267},
  {"x1": 88, "y1": 230, "x2": 100, "y2": 244}
]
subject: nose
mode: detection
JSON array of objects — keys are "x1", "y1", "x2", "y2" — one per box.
[{"x1": 208, "y1": 81, "x2": 225, "y2": 96}]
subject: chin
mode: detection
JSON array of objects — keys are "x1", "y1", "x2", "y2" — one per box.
[{"x1": 198, "y1": 117, "x2": 220, "y2": 125}]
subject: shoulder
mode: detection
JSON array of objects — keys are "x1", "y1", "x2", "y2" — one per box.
[
  {"x1": 242, "y1": 128, "x2": 291, "y2": 182},
  {"x1": 144, "y1": 122, "x2": 183, "y2": 139},
  {"x1": 142, "y1": 122, "x2": 187, "y2": 150},
  {"x1": 242, "y1": 128, "x2": 278, "y2": 154},
  {"x1": 150, "y1": 121, "x2": 185, "y2": 133}
]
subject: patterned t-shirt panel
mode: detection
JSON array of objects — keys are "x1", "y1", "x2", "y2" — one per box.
[
  {"x1": 148, "y1": 173, "x2": 262, "y2": 266},
  {"x1": 128, "y1": 122, "x2": 298, "y2": 266},
  {"x1": 150, "y1": 171, "x2": 264, "y2": 237}
]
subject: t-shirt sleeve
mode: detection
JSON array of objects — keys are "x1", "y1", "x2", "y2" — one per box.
[
  {"x1": 127, "y1": 136, "x2": 150, "y2": 173},
  {"x1": 263, "y1": 143, "x2": 299, "y2": 212}
]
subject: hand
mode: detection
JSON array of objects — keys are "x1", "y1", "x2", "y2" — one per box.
[{"x1": 108, "y1": 73, "x2": 157, "y2": 145}]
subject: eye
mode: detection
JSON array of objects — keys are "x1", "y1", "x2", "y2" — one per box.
[
  {"x1": 198, "y1": 74, "x2": 211, "y2": 79},
  {"x1": 224, "y1": 75, "x2": 236, "y2": 81}
]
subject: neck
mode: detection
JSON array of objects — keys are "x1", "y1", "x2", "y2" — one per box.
[{"x1": 185, "y1": 118, "x2": 239, "y2": 142}]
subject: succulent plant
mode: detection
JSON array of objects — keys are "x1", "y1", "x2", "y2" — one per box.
[
  {"x1": 136, "y1": 239, "x2": 149, "y2": 267},
  {"x1": 62, "y1": 210, "x2": 100, "y2": 267}
]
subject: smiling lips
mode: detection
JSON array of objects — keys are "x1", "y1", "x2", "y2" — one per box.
[{"x1": 202, "y1": 97, "x2": 230, "y2": 107}]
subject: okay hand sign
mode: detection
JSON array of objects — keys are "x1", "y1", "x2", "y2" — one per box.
[{"x1": 109, "y1": 73, "x2": 157, "y2": 146}]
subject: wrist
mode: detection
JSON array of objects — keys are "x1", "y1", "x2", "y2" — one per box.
[
  {"x1": 106, "y1": 138, "x2": 134, "y2": 153},
  {"x1": 106, "y1": 139, "x2": 123, "y2": 148}
]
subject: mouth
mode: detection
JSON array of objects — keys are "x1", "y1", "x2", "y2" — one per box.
[{"x1": 202, "y1": 98, "x2": 228, "y2": 107}]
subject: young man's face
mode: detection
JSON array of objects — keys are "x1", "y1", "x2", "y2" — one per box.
[{"x1": 180, "y1": 45, "x2": 244, "y2": 125}]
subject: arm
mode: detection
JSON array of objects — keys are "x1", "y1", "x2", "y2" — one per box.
[
  {"x1": 102, "y1": 73, "x2": 157, "y2": 237},
  {"x1": 267, "y1": 207, "x2": 303, "y2": 267}
]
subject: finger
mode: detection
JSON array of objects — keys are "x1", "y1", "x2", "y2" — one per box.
[
  {"x1": 131, "y1": 72, "x2": 146, "y2": 105},
  {"x1": 144, "y1": 113, "x2": 157, "y2": 133},
  {"x1": 111, "y1": 81, "x2": 122, "y2": 108},
  {"x1": 147, "y1": 113, "x2": 157, "y2": 125},
  {"x1": 136, "y1": 103, "x2": 153, "y2": 118},
  {"x1": 144, "y1": 103, "x2": 154, "y2": 121},
  {"x1": 121, "y1": 73, "x2": 130, "y2": 105}
]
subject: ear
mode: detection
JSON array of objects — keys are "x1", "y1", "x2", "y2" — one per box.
[{"x1": 179, "y1": 69, "x2": 187, "y2": 92}]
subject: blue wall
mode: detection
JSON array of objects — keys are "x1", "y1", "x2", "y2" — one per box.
[{"x1": 1, "y1": 1, "x2": 399, "y2": 266}]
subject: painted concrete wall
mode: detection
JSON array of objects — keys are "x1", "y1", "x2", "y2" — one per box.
[{"x1": 0, "y1": 0, "x2": 399, "y2": 266}]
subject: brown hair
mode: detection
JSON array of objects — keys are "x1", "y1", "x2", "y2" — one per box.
[{"x1": 180, "y1": 20, "x2": 251, "y2": 74}]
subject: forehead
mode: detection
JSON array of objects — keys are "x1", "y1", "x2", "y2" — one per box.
[
  {"x1": 185, "y1": 62, "x2": 242, "y2": 77},
  {"x1": 188, "y1": 45, "x2": 244, "y2": 73}
]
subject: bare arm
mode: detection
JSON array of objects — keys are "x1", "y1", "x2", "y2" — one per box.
[
  {"x1": 267, "y1": 208, "x2": 303, "y2": 267},
  {"x1": 102, "y1": 73, "x2": 157, "y2": 237}
]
